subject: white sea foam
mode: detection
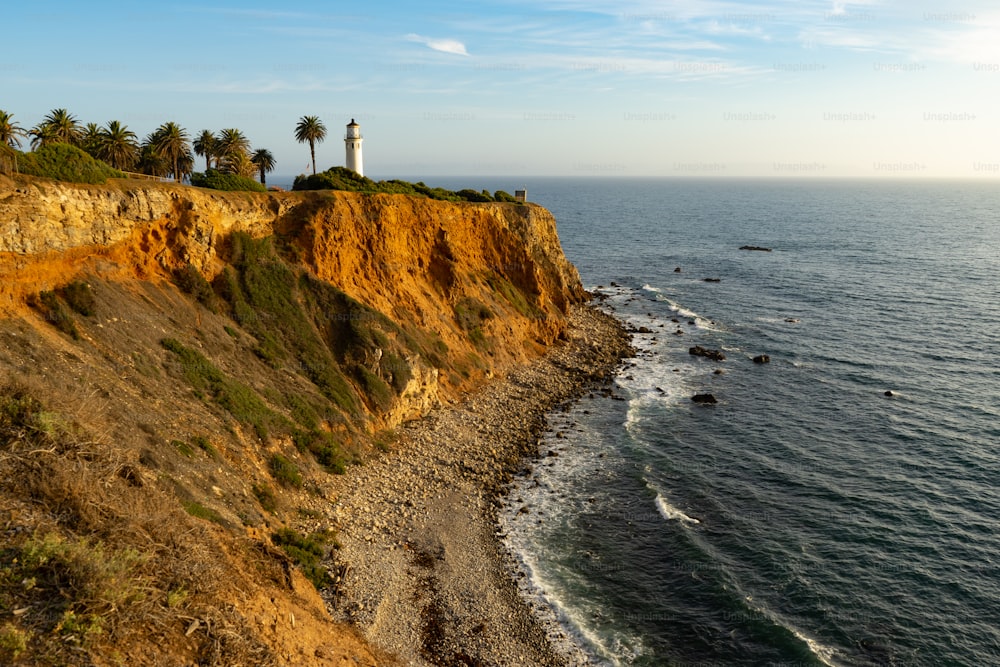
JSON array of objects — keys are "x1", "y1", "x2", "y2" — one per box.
[
  {"x1": 654, "y1": 492, "x2": 701, "y2": 525},
  {"x1": 792, "y1": 627, "x2": 840, "y2": 667},
  {"x1": 499, "y1": 403, "x2": 644, "y2": 666},
  {"x1": 658, "y1": 296, "x2": 717, "y2": 330},
  {"x1": 741, "y1": 599, "x2": 842, "y2": 667}
]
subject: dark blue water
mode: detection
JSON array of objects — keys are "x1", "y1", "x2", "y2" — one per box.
[{"x1": 489, "y1": 179, "x2": 1000, "y2": 666}]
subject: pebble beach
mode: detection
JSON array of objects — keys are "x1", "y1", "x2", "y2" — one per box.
[{"x1": 324, "y1": 304, "x2": 633, "y2": 665}]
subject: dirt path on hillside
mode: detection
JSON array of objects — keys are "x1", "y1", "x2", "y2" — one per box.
[{"x1": 321, "y1": 304, "x2": 632, "y2": 666}]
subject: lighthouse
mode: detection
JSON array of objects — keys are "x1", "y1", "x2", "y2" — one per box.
[{"x1": 345, "y1": 119, "x2": 364, "y2": 177}]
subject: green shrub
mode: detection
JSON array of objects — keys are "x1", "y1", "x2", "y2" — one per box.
[
  {"x1": 31, "y1": 291, "x2": 79, "y2": 339},
  {"x1": 494, "y1": 190, "x2": 517, "y2": 202},
  {"x1": 189, "y1": 435, "x2": 218, "y2": 458},
  {"x1": 0, "y1": 623, "x2": 29, "y2": 660},
  {"x1": 269, "y1": 453, "x2": 302, "y2": 488},
  {"x1": 454, "y1": 297, "x2": 493, "y2": 347},
  {"x1": 291, "y1": 170, "x2": 503, "y2": 203},
  {"x1": 271, "y1": 528, "x2": 336, "y2": 589},
  {"x1": 292, "y1": 166, "x2": 375, "y2": 192},
  {"x1": 190, "y1": 168, "x2": 266, "y2": 193},
  {"x1": 380, "y1": 351, "x2": 412, "y2": 393},
  {"x1": 355, "y1": 366, "x2": 393, "y2": 412},
  {"x1": 486, "y1": 274, "x2": 543, "y2": 319},
  {"x1": 455, "y1": 188, "x2": 494, "y2": 203},
  {"x1": 171, "y1": 439, "x2": 194, "y2": 458},
  {"x1": 16, "y1": 143, "x2": 124, "y2": 184},
  {"x1": 252, "y1": 483, "x2": 278, "y2": 513},
  {"x1": 58, "y1": 281, "x2": 96, "y2": 316},
  {"x1": 0, "y1": 384, "x2": 58, "y2": 448},
  {"x1": 160, "y1": 337, "x2": 287, "y2": 439},
  {"x1": 291, "y1": 430, "x2": 346, "y2": 474},
  {"x1": 173, "y1": 264, "x2": 217, "y2": 311},
  {"x1": 285, "y1": 394, "x2": 320, "y2": 431},
  {"x1": 182, "y1": 501, "x2": 225, "y2": 524}
]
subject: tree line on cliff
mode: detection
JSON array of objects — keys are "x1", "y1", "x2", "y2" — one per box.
[
  {"x1": 0, "y1": 108, "x2": 328, "y2": 188},
  {"x1": 0, "y1": 109, "x2": 521, "y2": 202}
]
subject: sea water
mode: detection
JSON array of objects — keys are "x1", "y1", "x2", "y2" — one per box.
[{"x1": 483, "y1": 178, "x2": 999, "y2": 667}]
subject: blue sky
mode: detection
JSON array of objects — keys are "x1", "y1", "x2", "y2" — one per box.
[{"x1": 4, "y1": 0, "x2": 999, "y2": 178}]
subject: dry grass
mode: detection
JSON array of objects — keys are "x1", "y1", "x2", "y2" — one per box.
[{"x1": 0, "y1": 379, "x2": 279, "y2": 664}]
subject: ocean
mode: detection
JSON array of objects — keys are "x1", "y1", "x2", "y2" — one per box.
[
  {"x1": 275, "y1": 175, "x2": 999, "y2": 665},
  {"x1": 481, "y1": 178, "x2": 999, "y2": 667}
]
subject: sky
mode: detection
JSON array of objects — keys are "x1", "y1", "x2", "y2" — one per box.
[{"x1": 3, "y1": 0, "x2": 1000, "y2": 179}]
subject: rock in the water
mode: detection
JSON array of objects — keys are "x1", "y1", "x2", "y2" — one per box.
[
  {"x1": 703, "y1": 277, "x2": 721, "y2": 283},
  {"x1": 740, "y1": 245, "x2": 772, "y2": 252},
  {"x1": 674, "y1": 267, "x2": 682, "y2": 273},
  {"x1": 689, "y1": 345, "x2": 726, "y2": 361},
  {"x1": 884, "y1": 390, "x2": 894, "y2": 397},
  {"x1": 691, "y1": 393, "x2": 717, "y2": 404},
  {"x1": 752, "y1": 354, "x2": 770, "y2": 364}
]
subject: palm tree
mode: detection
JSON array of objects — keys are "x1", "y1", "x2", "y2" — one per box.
[
  {"x1": 151, "y1": 122, "x2": 191, "y2": 182},
  {"x1": 0, "y1": 110, "x2": 26, "y2": 148},
  {"x1": 193, "y1": 129, "x2": 218, "y2": 171},
  {"x1": 81, "y1": 122, "x2": 103, "y2": 157},
  {"x1": 294, "y1": 115, "x2": 326, "y2": 175},
  {"x1": 28, "y1": 124, "x2": 56, "y2": 150},
  {"x1": 138, "y1": 137, "x2": 169, "y2": 178},
  {"x1": 216, "y1": 128, "x2": 250, "y2": 167},
  {"x1": 251, "y1": 148, "x2": 276, "y2": 185},
  {"x1": 224, "y1": 151, "x2": 257, "y2": 179},
  {"x1": 39, "y1": 108, "x2": 83, "y2": 145},
  {"x1": 98, "y1": 120, "x2": 139, "y2": 170}
]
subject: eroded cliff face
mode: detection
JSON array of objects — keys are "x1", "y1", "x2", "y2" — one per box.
[
  {"x1": 0, "y1": 174, "x2": 586, "y2": 665},
  {"x1": 0, "y1": 177, "x2": 581, "y2": 308}
]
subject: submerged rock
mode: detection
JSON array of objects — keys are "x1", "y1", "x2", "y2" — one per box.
[
  {"x1": 691, "y1": 393, "x2": 718, "y2": 404},
  {"x1": 739, "y1": 245, "x2": 772, "y2": 252},
  {"x1": 752, "y1": 354, "x2": 770, "y2": 364}
]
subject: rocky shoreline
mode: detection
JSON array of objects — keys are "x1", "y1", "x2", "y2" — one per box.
[{"x1": 323, "y1": 304, "x2": 633, "y2": 665}]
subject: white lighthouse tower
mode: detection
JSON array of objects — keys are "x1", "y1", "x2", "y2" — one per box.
[{"x1": 345, "y1": 119, "x2": 364, "y2": 177}]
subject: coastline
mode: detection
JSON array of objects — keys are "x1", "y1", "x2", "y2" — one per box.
[{"x1": 323, "y1": 303, "x2": 633, "y2": 665}]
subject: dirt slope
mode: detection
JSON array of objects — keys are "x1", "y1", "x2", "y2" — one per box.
[{"x1": 0, "y1": 175, "x2": 584, "y2": 665}]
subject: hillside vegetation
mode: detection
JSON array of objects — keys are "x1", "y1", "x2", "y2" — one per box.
[
  {"x1": 12, "y1": 143, "x2": 124, "y2": 184},
  {"x1": 293, "y1": 166, "x2": 521, "y2": 202},
  {"x1": 0, "y1": 175, "x2": 581, "y2": 664}
]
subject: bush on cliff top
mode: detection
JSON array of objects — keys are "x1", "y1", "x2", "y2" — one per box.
[
  {"x1": 16, "y1": 143, "x2": 124, "y2": 184},
  {"x1": 190, "y1": 168, "x2": 266, "y2": 193},
  {"x1": 292, "y1": 167, "x2": 517, "y2": 203}
]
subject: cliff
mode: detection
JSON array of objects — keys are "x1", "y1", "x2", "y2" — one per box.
[{"x1": 0, "y1": 174, "x2": 585, "y2": 665}]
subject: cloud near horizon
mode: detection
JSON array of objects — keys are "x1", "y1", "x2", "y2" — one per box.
[{"x1": 406, "y1": 33, "x2": 470, "y2": 56}]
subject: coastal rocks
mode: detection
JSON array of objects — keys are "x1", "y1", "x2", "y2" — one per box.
[
  {"x1": 739, "y1": 245, "x2": 772, "y2": 252},
  {"x1": 752, "y1": 354, "x2": 770, "y2": 364},
  {"x1": 691, "y1": 393, "x2": 718, "y2": 404},
  {"x1": 689, "y1": 345, "x2": 726, "y2": 361},
  {"x1": 703, "y1": 278, "x2": 721, "y2": 283}
]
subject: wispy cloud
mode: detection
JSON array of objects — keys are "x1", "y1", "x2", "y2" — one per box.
[{"x1": 406, "y1": 34, "x2": 470, "y2": 56}]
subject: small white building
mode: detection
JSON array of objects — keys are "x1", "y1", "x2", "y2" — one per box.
[
  {"x1": 514, "y1": 189, "x2": 527, "y2": 203},
  {"x1": 345, "y1": 119, "x2": 364, "y2": 177}
]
